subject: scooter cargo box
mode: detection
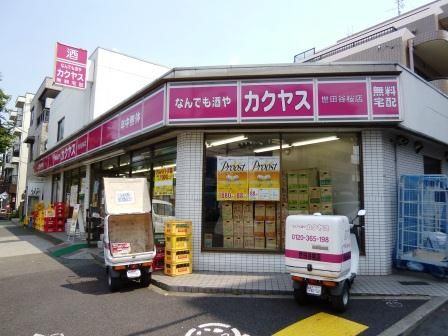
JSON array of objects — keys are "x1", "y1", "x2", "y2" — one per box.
[
  {"x1": 285, "y1": 215, "x2": 351, "y2": 278},
  {"x1": 103, "y1": 178, "x2": 154, "y2": 260}
]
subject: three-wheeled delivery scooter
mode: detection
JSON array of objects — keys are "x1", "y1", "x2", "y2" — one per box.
[
  {"x1": 103, "y1": 177, "x2": 156, "y2": 291},
  {"x1": 285, "y1": 210, "x2": 365, "y2": 311}
]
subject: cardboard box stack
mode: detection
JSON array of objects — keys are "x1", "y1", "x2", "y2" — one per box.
[
  {"x1": 164, "y1": 220, "x2": 192, "y2": 276},
  {"x1": 319, "y1": 170, "x2": 333, "y2": 214},
  {"x1": 222, "y1": 201, "x2": 233, "y2": 248},
  {"x1": 243, "y1": 202, "x2": 254, "y2": 248}
]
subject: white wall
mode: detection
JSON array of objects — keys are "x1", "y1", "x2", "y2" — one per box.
[
  {"x1": 399, "y1": 67, "x2": 448, "y2": 144},
  {"x1": 47, "y1": 48, "x2": 169, "y2": 149},
  {"x1": 90, "y1": 49, "x2": 169, "y2": 120}
]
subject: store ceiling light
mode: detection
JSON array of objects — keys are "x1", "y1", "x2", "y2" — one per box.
[
  {"x1": 153, "y1": 163, "x2": 176, "y2": 170},
  {"x1": 253, "y1": 144, "x2": 291, "y2": 153},
  {"x1": 206, "y1": 135, "x2": 248, "y2": 148},
  {"x1": 291, "y1": 136, "x2": 339, "y2": 147}
]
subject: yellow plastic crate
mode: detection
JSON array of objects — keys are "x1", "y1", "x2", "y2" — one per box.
[
  {"x1": 165, "y1": 220, "x2": 192, "y2": 236},
  {"x1": 165, "y1": 249, "x2": 191, "y2": 264},
  {"x1": 165, "y1": 235, "x2": 192, "y2": 251},
  {"x1": 164, "y1": 262, "x2": 192, "y2": 276}
]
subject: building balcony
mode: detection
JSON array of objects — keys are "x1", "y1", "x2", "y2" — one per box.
[
  {"x1": 430, "y1": 78, "x2": 448, "y2": 95},
  {"x1": 413, "y1": 30, "x2": 448, "y2": 76}
]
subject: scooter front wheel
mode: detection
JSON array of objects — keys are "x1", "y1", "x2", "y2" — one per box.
[{"x1": 331, "y1": 281, "x2": 349, "y2": 312}]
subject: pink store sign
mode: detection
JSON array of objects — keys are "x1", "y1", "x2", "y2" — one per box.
[
  {"x1": 168, "y1": 84, "x2": 238, "y2": 121},
  {"x1": 143, "y1": 90, "x2": 164, "y2": 129},
  {"x1": 318, "y1": 81, "x2": 368, "y2": 118},
  {"x1": 371, "y1": 80, "x2": 399, "y2": 117},
  {"x1": 119, "y1": 103, "x2": 143, "y2": 137},
  {"x1": 54, "y1": 42, "x2": 88, "y2": 90},
  {"x1": 241, "y1": 82, "x2": 314, "y2": 120}
]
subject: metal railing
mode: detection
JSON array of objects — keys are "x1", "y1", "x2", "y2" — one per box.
[{"x1": 294, "y1": 27, "x2": 397, "y2": 63}]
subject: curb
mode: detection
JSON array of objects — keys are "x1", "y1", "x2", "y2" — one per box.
[
  {"x1": 377, "y1": 296, "x2": 448, "y2": 336},
  {"x1": 150, "y1": 278, "x2": 292, "y2": 295}
]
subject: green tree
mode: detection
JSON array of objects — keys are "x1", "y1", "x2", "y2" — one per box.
[{"x1": 0, "y1": 78, "x2": 16, "y2": 153}]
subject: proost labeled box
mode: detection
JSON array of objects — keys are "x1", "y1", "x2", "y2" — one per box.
[
  {"x1": 265, "y1": 220, "x2": 276, "y2": 237},
  {"x1": 287, "y1": 172, "x2": 299, "y2": 190}
]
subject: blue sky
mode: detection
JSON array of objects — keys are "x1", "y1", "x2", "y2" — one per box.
[{"x1": 1, "y1": 0, "x2": 430, "y2": 108}]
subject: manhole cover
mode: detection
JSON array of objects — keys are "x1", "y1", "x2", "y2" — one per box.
[{"x1": 398, "y1": 281, "x2": 429, "y2": 286}]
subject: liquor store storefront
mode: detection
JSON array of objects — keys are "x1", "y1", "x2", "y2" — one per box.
[{"x1": 34, "y1": 63, "x2": 448, "y2": 275}]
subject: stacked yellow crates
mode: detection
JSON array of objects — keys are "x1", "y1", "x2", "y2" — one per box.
[
  {"x1": 33, "y1": 203, "x2": 45, "y2": 231},
  {"x1": 164, "y1": 220, "x2": 192, "y2": 276}
]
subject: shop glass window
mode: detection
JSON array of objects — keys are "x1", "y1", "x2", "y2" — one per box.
[
  {"x1": 51, "y1": 174, "x2": 61, "y2": 203},
  {"x1": 118, "y1": 154, "x2": 131, "y2": 177},
  {"x1": 203, "y1": 132, "x2": 363, "y2": 253},
  {"x1": 281, "y1": 133, "x2": 361, "y2": 218},
  {"x1": 203, "y1": 133, "x2": 282, "y2": 251}
]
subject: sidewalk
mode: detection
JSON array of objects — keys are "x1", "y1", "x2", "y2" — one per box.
[{"x1": 25, "y1": 221, "x2": 448, "y2": 298}]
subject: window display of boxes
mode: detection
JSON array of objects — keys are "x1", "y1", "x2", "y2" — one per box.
[
  {"x1": 234, "y1": 236, "x2": 244, "y2": 249},
  {"x1": 222, "y1": 202, "x2": 233, "y2": 221},
  {"x1": 254, "y1": 202, "x2": 266, "y2": 221},
  {"x1": 234, "y1": 219, "x2": 244, "y2": 236},
  {"x1": 265, "y1": 220, "x2": 276, "y2": 237},
  {"x1": 321, "y1": 203, "x2": 334, "y2": 215},
  {"x1": 232, "y1": 202, "x2": 243, "y2": 219},
  {"x1": 265, "y1": 203, "x2": 276, "y2": 221},
  {"x1": 254, "y1": 220, "x2": 265, "y2": 236},
  {"x1": 309, "y1": 203, "x2": 322, "y2": 213},
  {"x1": 320, "y1": 186, "x2": 333, "y2": 203},
  {"x1": 319, "y1": 170, "x2": 332, "y2": 186},
  {"x1": 298, "y1": 189, "x2": 309, "y2": 208},
  {"x1": 298, "y1": 170, "x2": 309, "y2": 189},
  {"x1": 254, "y1": 236, "x2": 265, "y2": 249},
  {"x1": 287, "y1": 190, "x2": 299, "y2": 210},
  {"x1": 287, "y1": 172, "x2": 299, "y2": 190},
  {"x1": 309, "y1": 187, "x2": 321, "y2": 204},
  {"x1": 223, "y1": 219, "x2": 234, "y2": 236},
  {"x1": 244, "y1": 236, "x2": 255, "y2": 248},
  {"x1": 244, "y1": 220, "x2": 254, "y2": 236},
  {"x1": 243, "y1": 202, "x2": 253, "y2": 220},
  {"x1": 266, "y1": 237, "x2": 277, "y2": 249},
  {"x1": 224, "y1": 236, "x2": 234, "y2": 248}
]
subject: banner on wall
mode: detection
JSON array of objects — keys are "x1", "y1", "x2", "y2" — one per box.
[
  {"x1": 154, "y1": 167, "x2": 174, "y2": 196},
  {"x1": 217, "y1": 156, "x2": 249, "y2": 201},
  {"x1": 248, "y1": 156, "x2": 280, "y2": 201}
]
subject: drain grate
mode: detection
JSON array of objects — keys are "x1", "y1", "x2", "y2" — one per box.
[{"x1": 398, "y1": 281, "x2": 429, "y2": 286}]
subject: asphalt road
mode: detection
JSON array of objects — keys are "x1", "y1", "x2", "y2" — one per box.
[{"x1": 0, "y1": 221, "x2": 429, "y2": 336}]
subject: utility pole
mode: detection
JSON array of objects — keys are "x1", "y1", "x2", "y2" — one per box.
[{"x1": 396, "y1": 0, "x2": 405, "y2": 16}]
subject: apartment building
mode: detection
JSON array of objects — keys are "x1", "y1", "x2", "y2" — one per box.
[
  {"x1": 295, "y1": 0, "x2": 448, "y2": 94},
  {"x1": 0, "y1": 93, "x2": 34, "y2": 212}
]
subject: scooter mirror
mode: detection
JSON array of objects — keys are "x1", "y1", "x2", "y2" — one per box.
[{"x1": 357, "y1": 209, "x2": 366, "y2": 217}]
